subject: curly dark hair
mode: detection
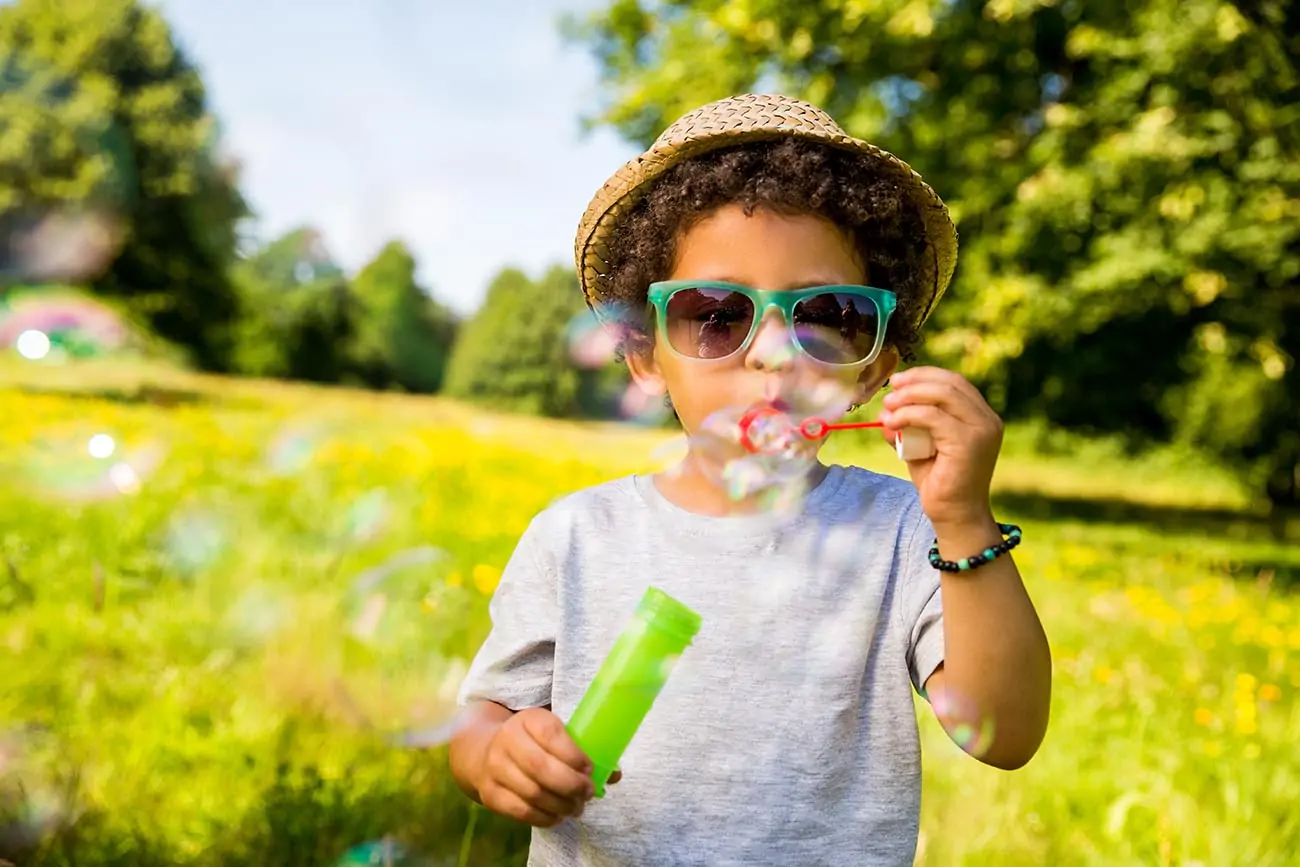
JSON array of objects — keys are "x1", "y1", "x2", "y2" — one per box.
[{"x1": 599, "y1": 137, "x2": 932, "y2": 362}]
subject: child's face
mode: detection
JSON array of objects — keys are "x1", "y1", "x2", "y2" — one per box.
[{"x1": 627, "y1": 203, "x2": 899, "y2": 439}]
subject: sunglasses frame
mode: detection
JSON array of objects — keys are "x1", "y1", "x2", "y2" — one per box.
[{"x1": 646, "y1": 280, "x2": 898, "y2": 368}]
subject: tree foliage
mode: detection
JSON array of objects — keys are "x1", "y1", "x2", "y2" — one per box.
[
  {"x1": 230, "y1": 228, "x2": 355, "y2": 383},
  {"x1": 568, "y1": 0, "x2": 1300, "y2": 504},
  {"x1": 0, "y1": 0, "x2": 248, "y2": 370},
  {"x1": 444, "y1": 265, "x2": 587, "y2": 417},
  {"x1": 348, "y1": 240, "x2": 459, "y2": 394}
]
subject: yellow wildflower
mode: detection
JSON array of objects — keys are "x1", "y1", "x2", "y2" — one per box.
[
  {"x1": 1193, "y1": 708, "x2": 1215, "y2": 727},
  {"x1": 1258, "y1": 683, "x2": 1281, "y2": 702},
  {"x1": 472, "y1": 564, "x2": 502, "y2": 595}
]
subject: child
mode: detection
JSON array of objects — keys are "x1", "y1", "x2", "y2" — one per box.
[{"x1": 448, "y1": 93, "x2": 1051, "y2": 866}]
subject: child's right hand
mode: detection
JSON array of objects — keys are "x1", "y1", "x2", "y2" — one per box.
[{"x1": 478, "y1": 707, "x2": 598, "y2": 828}]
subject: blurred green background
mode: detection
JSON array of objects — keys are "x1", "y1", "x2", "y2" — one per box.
[{"x1": 0, "y1": 0, "x2": 1296, "y2": 865}]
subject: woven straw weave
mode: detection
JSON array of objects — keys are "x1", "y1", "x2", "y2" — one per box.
[{"x1": 573, "y1": 93, "x2": 958, "y2": 329}]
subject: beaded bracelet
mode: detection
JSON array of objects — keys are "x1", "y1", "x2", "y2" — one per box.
[{"x1": 927, "y1": 523, "x2": 1022, "y2": 572}]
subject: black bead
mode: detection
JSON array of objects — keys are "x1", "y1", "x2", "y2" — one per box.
[{"x1": 924, "y1": 522, "x2": 1023, "y2": 574}]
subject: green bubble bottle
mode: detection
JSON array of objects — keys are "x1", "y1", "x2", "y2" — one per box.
[{"x1": 566, "y1": 586, "x2": 702, "y2": 798}]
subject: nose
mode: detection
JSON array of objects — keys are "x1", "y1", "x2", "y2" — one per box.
[{"x1": 744, "y1": 308, "x2": 797, "y2": 372}]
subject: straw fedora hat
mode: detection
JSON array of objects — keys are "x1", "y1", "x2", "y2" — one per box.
[{"x1": 574, "y1": 92, "x2": 958, "y2": 330}]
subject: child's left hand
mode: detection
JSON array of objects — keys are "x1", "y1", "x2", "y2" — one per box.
[{"x1": 877, "y1": 366, "x2": 1003, "y2": 531}]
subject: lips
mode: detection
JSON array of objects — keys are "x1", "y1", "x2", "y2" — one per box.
[{"x1": 763, "y1": 397, "x2": 792, "y2": 413}]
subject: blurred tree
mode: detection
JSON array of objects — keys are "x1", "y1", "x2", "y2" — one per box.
[
  {"x1": 347, "y1": 240, "x2": 459, "y2": 393},
  {"x1": 444, "y1": 265, "x2": 586, "y2": 417},
  {"x1": 0, "y1": 0, "x2": 247, "y2": 369},
  {"x1": 568, "y1": 0, "x2": 1300, "y2": 505},
  {"x1": 238, "y1": 226, "x2": 344, "y2": 289},
  {"x1": 231, "y1": 227, "x2": 355, "y2": 383}
]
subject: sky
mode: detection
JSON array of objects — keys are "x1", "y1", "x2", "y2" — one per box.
[{"x1": 160, "y1": 0, "x2": 642, "y2": 316}]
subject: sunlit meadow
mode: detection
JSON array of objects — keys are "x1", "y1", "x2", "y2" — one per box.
[{"x1": 0, "y1": 359, "x2": 1296, "y2": 866}]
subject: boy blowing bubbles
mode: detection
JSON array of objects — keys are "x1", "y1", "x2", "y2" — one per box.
[{"x1": 449, "y1": 94, "x2": 1052, "y2": 865}]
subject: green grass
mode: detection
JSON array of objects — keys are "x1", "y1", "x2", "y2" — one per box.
[{"x1": 1, "y1": 359, "x2": 1297, "y2": 866}]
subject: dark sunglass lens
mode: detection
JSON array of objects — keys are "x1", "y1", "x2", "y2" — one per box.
[
  {"x1": 791, "y1": 292, "x2": 880, "y2": 363},
  {"x1": 664, "y1": 288, "x2": 755, "y2": 359}
]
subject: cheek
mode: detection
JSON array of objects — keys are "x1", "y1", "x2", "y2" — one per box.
[
  {"x1": 657, "y1": 358, "x2": 735, "y2": 414},
  {"x1": 792, "y1": 361, "x2": 865, "y2": 398}
]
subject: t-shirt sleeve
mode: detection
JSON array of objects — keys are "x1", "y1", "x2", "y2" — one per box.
[
  {"x1": 898, "y1": 501, "x2": 945, "y2": 697},
  {"x1": 456, "y1": 516, "x2": 557, "y2": 710}
]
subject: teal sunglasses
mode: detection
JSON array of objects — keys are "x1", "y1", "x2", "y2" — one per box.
[{"x1": 647, "y1": 280, "x2": 897, "y2": 367}]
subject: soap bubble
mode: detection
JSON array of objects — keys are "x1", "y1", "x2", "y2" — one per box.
[
  {"x1": 645, "y1": 434, "x2": 689, "y2": 479},
  {"x1": 322, "y1": 547, "x2": 473, "y2": 748},
  {"x1": 307, "y1": 489, "x2": 393, "y2": 555},
  {"x1": 265, "y1": 421, "x2": 330, "y2": 476},
  {"x1": 0, "y1": 210, "x2": 125, "y2": 286},
  {"x1": 575, "y1": 377, "x2": 669, "y2": 426},
  {"x1": 342, "y1": 489, "x2": 390, "y2": 545},
  {"x1": 86, "y1": 433, "x2": 115, "y2": 459},
  {"x1": 677, "y1": 372, "x2": 861, "y2": 511},
  {"x1": 928, "y1": 684, "x2": 997, "y2": 759},
  {"x1": 162, "y1": 508, "x2": 228, "y2": 576},
  {"x1": 766, "y1": 372, "x2": 858, "y2": 422},
  {"x1": 0, "y1": 54, "x2": 133, "y2": 288},
  {"x1": 617, "y1": 381, "x2": 671, "y2": 426},
  {"x1": 222, "y1": 583, "x2": 294, "y2": 649},
  {"x1": 334, "y1": 837, "x2": 423, "y2": 866},
  {"x1": 0, "y1": 729, "x2": 73, "y2": 862},
  {"x1": 14, "y1": 329, "x2": 49, "y2": 359},
  {"x1": 746, "y1": 321, "x2": 802, "y2": 370},
  {"x1": 567, "y1": 306, "x2": 671, "y2": 426},
  {"x1": 14, "y1": 430, "x2": 164, "y2": 502},
  {"x1": 566, "y1": 309, "x2": 622, "y2": 370},
  {"x1": 389, "y1": 706, "x2": 474, "y2": 750},
  {"x1": 0, "y1": 289, "x2": 133, "y2": 360},
  {"x1": 690, "y1": 404, "x2": 816, "y2": 508},
  {"x1": 566, "y1": 303, "x2": 646, "y2": 369}
]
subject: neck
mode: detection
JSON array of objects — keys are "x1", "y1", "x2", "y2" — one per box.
[{"x1": 652, "y1": 449, "x2": 831, "y2": 517}]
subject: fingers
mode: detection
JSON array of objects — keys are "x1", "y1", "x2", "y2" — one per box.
[
  {"x1": 881, "y1": 379, "x2": 985, "y2": 426},
  {"x1": 503, "y1": 724, "x2": 594, "y2": 801},
  {"x1": 881, "y1": 367, "x2": 1003, "y2": 447},
  {"x1": 889, "y1": 365, "x2": 978, "y2": 395},
  {"x1": 476, "y1": 707, "x2": 601, "y2": 829},
  {"x1": 480, "y1": 782, "x2": 566, "y2": 828},
  {"x1": 491, "y1": 756, "x2": 587, "y2": 820},
  {"x1": 521, "y1": 709, "x2": 593, "y2": 776},
  {"x1": 876, "y1": 403, "x2": 949, "y2": 437}
]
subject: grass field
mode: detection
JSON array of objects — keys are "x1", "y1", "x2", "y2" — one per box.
[{"x1": 1, "y1": 359, "x2": 1297, "y2": 866}]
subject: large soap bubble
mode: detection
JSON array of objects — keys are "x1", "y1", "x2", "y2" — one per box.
[{"x1": 0, "y1": 53, "x2": 134, "y2": 288}]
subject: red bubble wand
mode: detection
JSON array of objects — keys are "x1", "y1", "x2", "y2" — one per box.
[{"x1": 738, "y1": 404, "x2": 934, "y2": 461}]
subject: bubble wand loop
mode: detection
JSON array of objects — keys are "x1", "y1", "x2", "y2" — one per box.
[{"x1": 737, "y1": 406, "x2": 935, "y2": 461}]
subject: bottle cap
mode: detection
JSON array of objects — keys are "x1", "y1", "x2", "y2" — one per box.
[
  {"x1": 896, "y1": 427, "x2": 936, "y2": 461},
  {"x1": 636, "y1": 586, "x2": 702, "y2": 644}
]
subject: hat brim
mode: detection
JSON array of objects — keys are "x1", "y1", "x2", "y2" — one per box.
[{"x1": 574, "y1": 94, "x2": 958, "y2": 331}]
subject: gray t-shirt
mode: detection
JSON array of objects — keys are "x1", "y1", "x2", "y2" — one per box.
[{"x1": 458, "y1": 464, "x2": 944, "y2": 866}]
